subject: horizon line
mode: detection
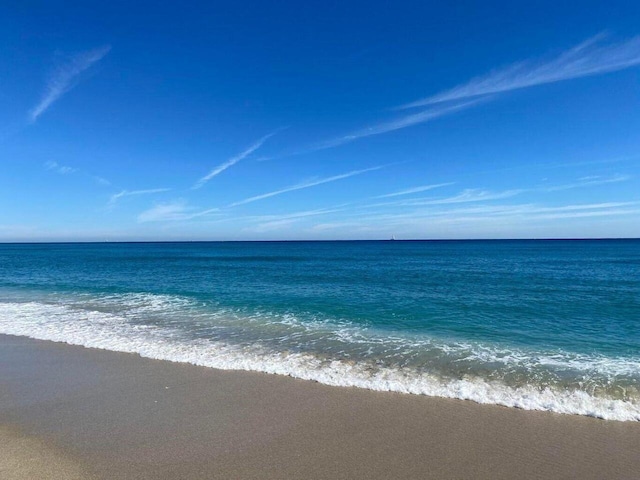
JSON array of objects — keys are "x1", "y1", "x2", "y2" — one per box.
[{"x1": 1, "y1": 237, "x2": 638, "y2": 245}]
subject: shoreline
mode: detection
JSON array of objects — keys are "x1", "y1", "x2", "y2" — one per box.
[
  {"x1": 2, "y1": 300, "x2": 637, "y2": 422},
  {"x1": 2, "y1": 334, "x2": 640, "y2": 479}
]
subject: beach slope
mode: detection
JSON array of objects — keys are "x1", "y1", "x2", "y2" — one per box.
[{"x1": 1, "y1": 334, "x2": 639, "y2": 479}]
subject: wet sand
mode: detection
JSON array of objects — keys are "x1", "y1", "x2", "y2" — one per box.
[{"x1": 1, "y1": 334, "x2": 639, "y2": 479}]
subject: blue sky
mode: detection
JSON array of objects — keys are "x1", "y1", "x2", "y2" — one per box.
[{"x1": 1, "y1": 1, "x2": 640, "y2": 241}]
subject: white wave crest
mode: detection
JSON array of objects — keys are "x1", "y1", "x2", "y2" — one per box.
[{"x1": 0, "y1": 300, "x2": 638, "y2": 421}]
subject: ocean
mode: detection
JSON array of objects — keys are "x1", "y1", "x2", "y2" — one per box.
[{"x1": 1, "y1": 240, "x2": 639, "y2": 420}]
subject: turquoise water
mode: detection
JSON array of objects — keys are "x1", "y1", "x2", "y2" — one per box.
[{"x1": 1, "y1": 240, "x2": 639, "y2": 420}]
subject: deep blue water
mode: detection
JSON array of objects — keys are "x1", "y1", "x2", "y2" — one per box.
[{"x1": 1, "y1": 240, "x2": 639, "y2": 420}]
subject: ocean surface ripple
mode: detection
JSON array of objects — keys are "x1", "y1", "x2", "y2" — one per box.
[{"x1": 0, "y1": 240, "x2": 638, "y2": 421}]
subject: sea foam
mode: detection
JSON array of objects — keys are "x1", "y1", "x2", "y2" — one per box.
[{"x1": 1, "y1": 298, "x2": 639, "y2": 422}]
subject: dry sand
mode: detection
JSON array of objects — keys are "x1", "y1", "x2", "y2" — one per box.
[
  {"x1": 1, "y1": 334, "x2": 639, "y2": 479},
  {"x1": 0, "y1": 425, "x2": 94, "y2": 480}
]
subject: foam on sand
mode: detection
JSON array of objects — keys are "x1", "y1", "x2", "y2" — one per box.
[{"x1": 0, "y1": 299, "x2": 638, "y2": 421}]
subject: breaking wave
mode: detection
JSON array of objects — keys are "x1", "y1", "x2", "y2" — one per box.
[{"x1": 1, "y1": 293, "x2": 639, "y2": 422}]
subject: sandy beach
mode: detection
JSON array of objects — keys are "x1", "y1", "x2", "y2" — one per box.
[{"x1": 1, "y1": 334, "x2": 639, "y2": 479}]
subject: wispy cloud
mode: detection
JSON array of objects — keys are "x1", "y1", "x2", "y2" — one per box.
[
  {"x1": 138, "y1": 200, "x2": 221, "y2": 222},
  {"x1": 376, "y1": 182, "x2": 454, "y2": 198},
  {"x1": 137, "y1": 201, "x2": 192, "y2": 222},
  {"x1": 273, "y1": 33, "x2": 640, "y2": 160},
  {"x1": 249, "y1": 208, "x2": 345, "y2": 223},
  {"x1": 44, "y1": 160, "x2": 77, "y2": 175},
  {"x1": 108, "y1": 188, "x2": 170, "y2": 207},
  {"x1": 310, "y1": 99, "x2": 483, "y2": 152},
  {"x1": 212, "y1": 172, "x2": 630, "y2": 232},
  {"x1": 419, "y1": 188, "x2": 525, "y2": 205},
  {"x1": 542, "y1": 174, "x2": 630, "y2": 191},
  {"x1": 323, "y1": 201, "x2": 640, "y2": 235},
  {"x1": 434, "y1": 202, "x2": 640, "y2": 224},
  {"x1": 44, "y1": 161, "x2": 114, "y2": 189},
  {"x1": 29, "y1": 46, "x2": 111, "y2": 122},
  {"x1": 92, "y1": 176, "x2": 111, "y2": 186},
  {"x1": 243, "y1": 207, "x2": 346, "y2": 232},
  {"x1": 137, "y1": 200, "x2": 223, "y2": 223},
  {"x1": 260, "y1": 98, "x2": 483, "y2": 162},
  {"x1": 228, "y1": 165, "x2": 384, "y2": 208},
  {"x1": 367, "y1": 188, "x2": 524, "y2": 209},
  {"x1": 400, "y1": 33, "x2": 640, "y2": 109},
  {"x1": 363, "y1": 174, "x2": 629, "y2": 211},
  {"x1": 545, "y1": 154, "x2": 640, "y2": 170},
  {"x1": 407, "y1": 201, "x2": 637, "y2": 220},
  {"x1": 193, "y1": 129, "x2": 283, "y2": 189}
]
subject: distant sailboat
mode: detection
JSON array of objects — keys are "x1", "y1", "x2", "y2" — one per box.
[{"x1": 390, "y1": 235, "x2": 396, "y2": 241}]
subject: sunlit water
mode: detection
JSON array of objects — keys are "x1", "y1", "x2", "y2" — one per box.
[{"x1": 1, "y1": 240, "x2": 639, "y2": 420}]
